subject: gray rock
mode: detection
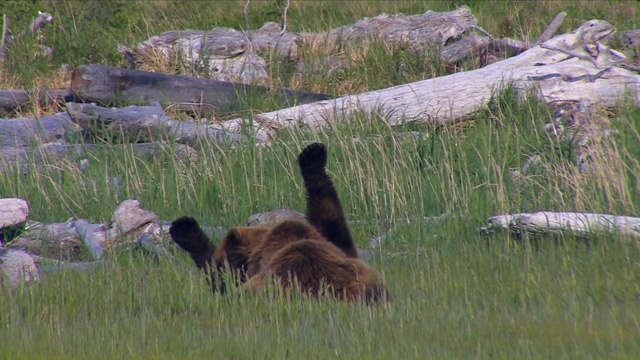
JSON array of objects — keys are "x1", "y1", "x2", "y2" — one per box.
[{"x1": 0, "y1": 248, "x2": 40, "y2": 289}]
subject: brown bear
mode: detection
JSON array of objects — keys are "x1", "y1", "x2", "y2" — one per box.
[{"x1": 169, "y1": 143, "x2": 388, "y2": 302}]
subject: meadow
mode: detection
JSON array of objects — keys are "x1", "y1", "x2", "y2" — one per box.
[{"x1": 1, "y1": 1, "x2": 640, "y2": 358}]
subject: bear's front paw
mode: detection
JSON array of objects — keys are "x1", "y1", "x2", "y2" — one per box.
[
  {"x1": 169, "y1": 216, "x2": 201, "y2": 244},
  {"x1": 298, "y1": 142, "x2": 327, "y2": 172}
]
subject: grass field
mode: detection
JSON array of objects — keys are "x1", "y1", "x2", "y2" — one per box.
[{"x1": 1, "y1": 1, "x2": 640, "y2": 359}]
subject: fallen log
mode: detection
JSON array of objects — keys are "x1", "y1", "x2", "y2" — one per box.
[
  {"x1": 0, "y1": 142, "x2": 198, "y2": 173},
  {"x1": 218, "y1": 20, "x2": 640, "y2": 142},
  {"x1": 69, "y1": 65, "x2": 333, "y2": 113},
  {"x1": 0, "y1": 112, "x2": 81, "y2": 148},
  {"x1": 482, "y1": 211, "x2": 640, "y2": 240},
  {"x1": 124, "y1": 8, "x2": 477, "y2": 84},
  {"x1": 303, "y1": 6, "x2": 478, "y2": 53},
  {"x1": 66, "y1": 103, "x2": 247, "y2": 147},
  {"x1": 0, "y1": 89, "x2": 70, "y2": 112}
]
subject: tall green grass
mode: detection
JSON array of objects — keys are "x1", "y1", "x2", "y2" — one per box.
[
  {"x1": 2, "y1": 1, "x2": 640, "y2": 358},
  {"x1": 2, "y1": 91, "x2": 640, "y2": 358}
]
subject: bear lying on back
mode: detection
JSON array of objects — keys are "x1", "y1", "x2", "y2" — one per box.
[{"x1": 169, "y1": 143, "x2": 388, "y2": 302}]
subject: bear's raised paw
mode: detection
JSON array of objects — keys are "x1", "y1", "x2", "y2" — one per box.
[{"x1": 298, "y1": 142, "x2": 327, "y2": 173}]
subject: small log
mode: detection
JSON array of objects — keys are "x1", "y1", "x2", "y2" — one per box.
[
  {"x1": 0, "y1": 198, "x2": 29, "y2": 229},
  {"x1": 484, "y1": 212, "x2": 640, "y2": 240},
  {"x1": 0, "y1": 89, "x2": 70, "y2": 112},
  {"x1": 0, "y1": 142, "x2": 199, "y2": 173},
  {"x1": 69, "y1": 65, "x2": 333, "y2": 113},
  {"x1": 0, "y1": 112, "x2": 81, "y2": 148},
  {"x1": 531, "y1": 12, "x2": 567, "y2": 46},
  {"x1": 65, "y1": 102, "x2": 246, "y2": 147}
]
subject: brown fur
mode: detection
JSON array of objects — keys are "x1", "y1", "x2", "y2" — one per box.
[
  {"x1": 243, "y1": 232, "x2": 388, "y2": 303},
  {"x1": 169, "y1": 143, "x2": 389, "y2": 302}
]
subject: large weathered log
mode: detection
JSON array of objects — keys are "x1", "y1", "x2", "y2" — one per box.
[
  {"x1": 121, "y1": 22, "x2": 301, "y2": 84},
  {"x1": 302, "y1": 7, "x2": 477, "y2": 53},
  {"x1": 0, "y1": 112, "x2": 81, "y2": 148},
  {"x1": 0, "y1": 89, "x2": 70, "y2": 112},
  {"x1": 66, "y1": 102, "x2": 247, "y2": 147},
  {"x1": 69, "y1": 65, "x2": 333, "y2": 113},
  {"x1": 484, "y1": 212, "x2": 640, "y2": 240},
  {"x1": 0, "y1": 142, "x2": 198, "y2": 173},
  {"x1": 219, "y1": 20, "x2": 640, "y2": 142}
]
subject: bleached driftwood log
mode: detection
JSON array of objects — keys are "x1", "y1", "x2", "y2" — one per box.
[
  {"x1": 119, "y1": 22, "x2": 302, "y2": 84},
  {"x1": 218, "y1": 19, "x2": 640, "y2": 142},
  {"x1": 484, "y1": 212, "x2": 640, "y2": 240},
  {"x1": 69, "y1": 65, "x2": 332, "y2": 113},
  {"x1": 66, "y1": 103, "x2": 247, "y2": 147},
  {"x1": 303, "y1": 6, "x2": 477, "y2": 53},
  {"x1": 0, "y1": 142, "x2": 198, "y2": 173},
  {"x1": 0, "y1": 89, "x2": 69, "y2": 112}
]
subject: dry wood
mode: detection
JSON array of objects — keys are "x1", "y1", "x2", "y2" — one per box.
[
  {"x1": 69, "y1": 65, "x2": 332, "y2": 113},
  {"x1": 0, "y1": 198, "x2": 29, "y2": 230},
  {"x1": 218, "y1": 20, "x2": 640, "y2": 143},
  {"x1": 621, "y1": 29, "x2": 640, "y2": 48},
  {"x1": 75, "y1": 219, "x2": 104, "y2": 260},
  {"x1": 106, "y1": 199, "x2": 157, "y2": 243},
  {"x1": 5, "y1": 220, "x2": 90, "y2": 260},
  {"x1": 5, "y1": 200, "x2": 166, "y2": 262},
  {"x1": 303, "y1": 7, "x2": 477, "y2": 53},
  {"x1": 0, "y1": 142, "x2": 198, "y2": 173},
  {"x1": 0, "y1": 112, "x2": 81, "y2": 148},
  {"x1": 66, "y1": 102, "x2": 247, "y2": 147},
  {"x1": 122, "y1": 22, "x2": 301, "y2": 84},
  {"x1": 484, "y1": 212, "x2": 640, "y2": 240},
  {"x1": 0, "y1": 89, "x2": 70, "y2": 112},
  {"x1": 0, "y1": 11, "x2": 53, "y2": 59},
  {"x1": 440, "y1": 12, "x2": 566, "y2": 64}
]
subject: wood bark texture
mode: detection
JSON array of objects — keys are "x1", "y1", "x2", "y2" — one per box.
[
  {"x1": 69, "y1": 65, "x2": 333, "y2": 113},
  {"x1": 66, "y1": 102, "x2": 247, "y2": 147}
]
